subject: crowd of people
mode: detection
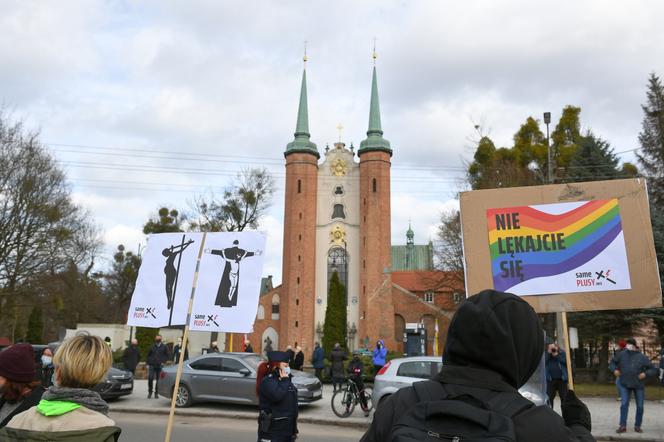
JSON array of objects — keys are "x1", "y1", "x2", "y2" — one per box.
[{"x1": 0, "y1": 290, "x2": 663, "y2": 441}]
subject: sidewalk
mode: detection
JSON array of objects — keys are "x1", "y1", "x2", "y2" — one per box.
[{"x1": 110, "y1": 380, "x2": 664, "y2": 440}]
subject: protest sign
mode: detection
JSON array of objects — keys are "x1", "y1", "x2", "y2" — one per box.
[
  {"x1": 189, "y1": 231, "x2": 267, "y2": 333},
  {"x1": 461, "y1": 178, "x2": 661, "y2": 313},
  {"x1": 127, "y1": 233, "x2": 204, "y2": 327}
]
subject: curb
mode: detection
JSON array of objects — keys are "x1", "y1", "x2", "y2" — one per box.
[
  {"x1": 110, "y1": 407, "x2": 664, "y2": 441},
  {"x1": 110, "y1": 407, "x2": 371, "y2": 430}
]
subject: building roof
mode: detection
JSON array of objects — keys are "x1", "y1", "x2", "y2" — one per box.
[
  {"x1": 359, "y1": 65, "x2": 391, "y2": 154},
  {"x1": 391, "y1": 243, "x2": 434, "y2": 271},
  {"x1": 391, "y1": 271, "x2": 462, "y2": 293},
  {"x1": 285, "y1": 69, "x2": 319, "y2": 157},
  {"x1": 260, "y1": 276, "x2": 274, "y2": 296}
]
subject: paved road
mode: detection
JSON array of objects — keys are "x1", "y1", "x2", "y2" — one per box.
[{"x1": 111, "y1": 412, "x2": 366, "y2": 442}]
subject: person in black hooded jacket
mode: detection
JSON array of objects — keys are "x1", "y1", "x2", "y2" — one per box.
[{"x1": 361, "y1": 290, "x2": 595, "y2": 442}]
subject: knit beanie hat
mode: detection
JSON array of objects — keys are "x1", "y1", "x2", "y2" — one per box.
[{"x1": 0, "y1": 343, "x2": 35, "y2": 383}]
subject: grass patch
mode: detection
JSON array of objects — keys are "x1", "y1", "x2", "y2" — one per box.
[{"x1": 574, "y1": 383, "x2": 664, "y2": 400}]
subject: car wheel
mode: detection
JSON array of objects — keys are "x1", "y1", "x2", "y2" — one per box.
[
  {"x1": 362, "y1": 387, "x2": 374, "y2": 411},
  {"x1": 175, "y1": 384, "x2": 192, "y2": 408}
]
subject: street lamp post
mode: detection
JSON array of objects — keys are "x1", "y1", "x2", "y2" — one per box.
[{"x1": 544, "y1": 111, "x2": 552, "y2": 183}]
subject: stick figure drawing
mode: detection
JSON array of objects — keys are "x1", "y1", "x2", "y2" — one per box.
[
  {"x1": 162, "y1": 237, "x2": 194, "y2": 312},
  {"x1": 205, "y1": 240, "x2": 263, "y2": 308}
]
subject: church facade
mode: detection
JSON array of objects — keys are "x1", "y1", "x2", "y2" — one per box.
[{"x1": 238, "y1": 62, "x2": 464, "y2": 359}]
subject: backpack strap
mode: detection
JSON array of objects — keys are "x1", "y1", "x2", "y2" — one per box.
[
  {"x1": 412, "y1": 380, "x2": 447, "y2": 403},
  {"x1": 413, "y1": 380, "x2": 533, "y2": 419},
  {"x1": 486, "y1": 390, "x2": 534, "y2": 418}
]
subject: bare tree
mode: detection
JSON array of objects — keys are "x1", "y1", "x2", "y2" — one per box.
[
  {"x1": 190, "y1": 168, "x2": 275, "y2": 232},
  {"x1": 0, "y1": 110, "x2": 99, "y2": 336},
  {"x1": 426, "y1": 209, "x2": 466, "y2": 295}
]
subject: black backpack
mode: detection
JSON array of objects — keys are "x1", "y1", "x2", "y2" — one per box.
[{"x1": 390, "y1": 380, "x2": 534, "y2": 442}]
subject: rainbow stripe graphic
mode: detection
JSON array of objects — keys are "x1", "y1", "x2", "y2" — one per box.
[{"x1": 487, "y1": 199, "x2": 624, "y2": 292}]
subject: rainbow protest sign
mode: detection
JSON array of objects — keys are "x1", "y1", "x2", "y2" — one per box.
[{"x1": 487, "y1": 199, "x2": 631, "y2": 295}]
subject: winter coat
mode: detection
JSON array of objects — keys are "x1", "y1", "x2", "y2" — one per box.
[
  {"x1": 347, "y1": 359, "x2": 364, "y2": 378},
  {"x1": 372, "y1": 341, "x2": 387, "y2": 366},
  {"x1": 122, "y1": 345, "x2": 140, "y2": 371},
  {"x1": 286, "y1": 349, "x2": 295, "y2": 365},
  {"x1": 0, "y1": 386, "x2": 44, "y2": 428},
  {"x1": 146, "y1": 343, "x2": 170, "y2": 366},
  {"x1": 258, "y1": 370, "x2": 298, "y2": 440},
  {"x1": 312, "y1": 346, "x2": 325, "y2": 369},
  {"x1": 292, "y1": 351, "x2": 304, "y2": 371},
  {"x1": 545, "y1": 350, "x2": 569, "y2": 382},
  {"x1": 361, "y1": 290, "x2": 594, "y2": 442},
  {"x1": 610, "y1": 349, "x2": 658, "y2": 390},
  {"x1": 0, "y1": 402, "x2": 120, "y2": 441},
  {"x1": 329, "y1": 349, "x2": 347, "y2": 378}
]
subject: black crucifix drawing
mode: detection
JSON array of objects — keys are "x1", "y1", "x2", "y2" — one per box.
[
  {"x1": 162, "y1": 235, "x2": 194, "y2": 325},
  {"x1": 205, "y1": 240, "x2": 262, "y2": 308}
]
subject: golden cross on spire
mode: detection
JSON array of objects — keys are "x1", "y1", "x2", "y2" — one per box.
[
  {"x1": 336, "y1": 123, "x2": 344, "y2": 142},
  {"x1": 303, "y1": 40, "x2": 308, "y2": 66},
  {"x1": 372, "y1": 37, "x2": 377, "y2": 65}
]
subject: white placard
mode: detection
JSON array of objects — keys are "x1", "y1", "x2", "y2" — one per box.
[
  {"x1": 189, "y1": 232, "x2": 267, "y2": 333},
  {"x1": 127, "y1": 233, "x2": 204, "y2": 327}
]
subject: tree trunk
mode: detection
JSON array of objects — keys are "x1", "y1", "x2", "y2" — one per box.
[{"x1": 596, "y1": 336, "x2": 610, "y2": 383}]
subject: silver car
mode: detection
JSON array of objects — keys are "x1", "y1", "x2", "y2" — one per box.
[
  {"x1": 372, "y1": 356, "x2": 546, "y2": 406},
  {"x1": 373, "y1": 356, "x2": 443, "y2": 405},
  {"x1": 157, "y1": 352, "x2": 323, "y2": 407}
]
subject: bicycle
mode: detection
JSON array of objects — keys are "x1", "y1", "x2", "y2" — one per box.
[{"x1": 331, "y1": 377, "x2": 373, "y2": 418}]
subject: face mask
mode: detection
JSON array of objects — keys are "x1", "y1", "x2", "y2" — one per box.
[
  {"x1": 626, "y1": 344, "x2": 637, "y2": 351},
  {"x1": 41, "y1": 356, "x2": 52, "y2": 366},
  {"x1": 283, "y1": 367, "x2": 291, "y2": 376},
  {"x1": 155, "y1": 340, "x2": 162, "y2": 344}
]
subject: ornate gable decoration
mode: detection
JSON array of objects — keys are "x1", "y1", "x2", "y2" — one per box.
[
  {"x1": 330, "y1": 226, "x2": 346, "y2": 245},
  {"x1": 331, "y1": 157, "x2": 347, "y2": 176}
]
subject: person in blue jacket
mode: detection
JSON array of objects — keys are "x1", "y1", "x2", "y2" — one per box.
[
  {"x1": 311, "y1": 342, "x2": 325, "y2": 381},
  {"x1": 610, "y1": 338, "x2": 658, "y2": 434},
  {"x1": 372, "y1": 340, "x2": 387, "y2": 374},
  {"x1": 545, "y1": 342, "x2": 568, "y2": 408},
  {"x1": 256, "y1": 351, "x2": 298, "y2": 441}
]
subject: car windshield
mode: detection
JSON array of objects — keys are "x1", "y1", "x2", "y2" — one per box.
[{"x1": 242, "y1": 354, "x2": 264, "y2": 370}]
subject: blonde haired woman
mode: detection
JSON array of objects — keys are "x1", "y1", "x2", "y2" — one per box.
[{"x1": 0, "y1": 333, "x2": 121, "y2": 441}]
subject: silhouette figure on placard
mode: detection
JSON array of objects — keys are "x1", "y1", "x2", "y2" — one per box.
[
  {"x1": 162, "y1": 238, "x2": 194, "y2": 310},
  {"x1": 205, "y1": 240, "x2": 262, "y2": 308}
]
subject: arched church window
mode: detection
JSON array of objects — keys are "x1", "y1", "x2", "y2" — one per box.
[
  {"x1": 394, "y1": 314, "x2": 405, "y2": 341},
  {"x1": 334, "y1": 186, "x2": 344, "y2": 195},
  {"x1": 297, "y1": 179, "x2": 302, "y2": 193},
  {"x1": 271, "y1": 294, "x2": 280, "y2": 319},
  {"x1": 257, "y1": 304, "x2": 265, "y2": 320},
  {"x1": 327, "y1": 247, "x2": 348, "y2": 305},
  {"x1": 372, "y1": 178, "x2": 377, "y2": 192},
  {"x1": 332, "y1": 204, "x2": 346, "y2": 219}
]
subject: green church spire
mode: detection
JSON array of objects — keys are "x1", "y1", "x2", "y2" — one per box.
[
  {"x1": 285, "y1": 68, "x2": 319, "y2": 158},
  {"x1": 359, "y1": 64, "x2": 391, "y2": 155},
  {"x1": 407, "y1": 221, "x2": 414, "y2": 246}
]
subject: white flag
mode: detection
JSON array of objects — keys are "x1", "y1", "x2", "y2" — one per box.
[
  {"x1": 189, "y1": 231, "x2": 267, "y2": 333},
  {"x1": 127, "y1": 233, "x2": 204, "y2": 328}
]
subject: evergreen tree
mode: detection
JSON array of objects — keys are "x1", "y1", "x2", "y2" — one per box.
[
  {"x1": 565, "y1": 132, "x2": 621, "y2": 182},
  {"x1": 636, "y1": 72, "x2": 664, "y2": 337},
  {"x1": 25, "y1": 305, "x2": 44, "y2": 343},
  {"x1": 637, "y1": 73, "x2": 664, "y2": 206},
  {"x1": 135, "y1": 327, "x2": 159, "y2": 362},
  {"x1": 322, "y1": 272, "x2": 347, "y2": 355}
]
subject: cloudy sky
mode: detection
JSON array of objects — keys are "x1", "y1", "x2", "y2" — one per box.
[{"x1": 3, "y1": 1, "x2": 663, "y2": 283}]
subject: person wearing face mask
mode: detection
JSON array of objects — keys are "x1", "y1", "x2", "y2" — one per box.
[
  {"x1": 0, "y1": 344, "x2": 45, "y2": 428},
  {"x1": 40, "y1": 348, "x2": 55, "y2": 388},
  {"x1": 146, "y1": 334, "x2": 171, "y2": 399},
  {"x1": 348, "y1": 351, "x2": 370, "y2": 417},
  {"x1": 122, "y1": 339, "x2": 141, "y2": 374},
  {"x1": 610, "y1": 337, "x2": 658, "y2": 434},
  {"x1": 256, "y1": 351, "x2": 298, "y2": 441}
]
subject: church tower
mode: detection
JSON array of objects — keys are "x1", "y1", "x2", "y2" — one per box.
[
  {"x1": 358, "y1": 60, "x2": 396, "y2": 348},
  {"x1": 282, "y1": 63, "x2": 319, "y2": 355}
]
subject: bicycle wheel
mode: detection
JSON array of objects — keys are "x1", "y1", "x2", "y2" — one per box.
[
  {"x1": 362, "y1": 387, "x2": 374, "y2": 412},
  {"x1": 331, "y1": 387, "x2": 355, "y2": 418}
]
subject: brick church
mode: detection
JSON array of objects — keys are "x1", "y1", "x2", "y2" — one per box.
[{"x1": 237, "y1": 60, "x2": 464, "y2": 359}]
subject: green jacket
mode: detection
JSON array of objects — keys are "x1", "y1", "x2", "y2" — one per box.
[{"x1": 0, "y1": 399, "x2": 121, "y2": 441}]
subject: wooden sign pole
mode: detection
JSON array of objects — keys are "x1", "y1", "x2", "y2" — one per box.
[
  {"x1": 561, "y1": 311, "x2": 574, "y2": 390},
  {"x1": 164, "y1": 233, "x2": 207, "y2": 442}
]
